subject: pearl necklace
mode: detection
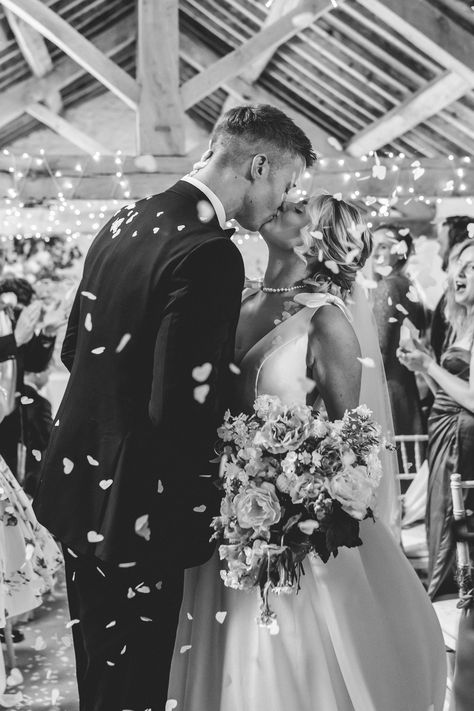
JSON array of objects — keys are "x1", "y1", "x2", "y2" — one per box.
[{"x1": 261, "y1": 284, "x2": 305, "y2": 294}]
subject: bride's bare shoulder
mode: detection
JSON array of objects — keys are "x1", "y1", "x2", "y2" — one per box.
[{"x1": 309, "y1": 303, "x2": 360, "y2": 359}]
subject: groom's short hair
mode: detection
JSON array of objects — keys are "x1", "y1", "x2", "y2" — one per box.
[{"x1": 210, "y1": 104, "x2": 316, "y2": 169}]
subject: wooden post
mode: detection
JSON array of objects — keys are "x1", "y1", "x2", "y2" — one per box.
[{"x1": 136, "y1": 0, "x2": 185, "y2": 156}]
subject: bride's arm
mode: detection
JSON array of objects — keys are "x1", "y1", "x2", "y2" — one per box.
[{"x1": 308, "y1": 305, "x2": 362, "y2": 421}]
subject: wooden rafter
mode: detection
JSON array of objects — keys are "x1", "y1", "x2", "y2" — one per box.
[
  {"x1": 180, "y1": 0, "x2": 340, "y2": 110},
  {"x1": 0, "y1": 17, "x2": 134, "y2": 131},
  {"x1": 241, "y1": 0, "x2": 304, "y2": 84},
  {"x1": 137, "y1": 0, "x2": 185, "y2": 155},
  {"x1": 4, "y1": 7, "x2": 62, "y2": 113},
  {"x1": 180, "y1": 33, "x2": 343, "y2": 157},
  {"x1": 357, "y1": 0, "x2": 474, "y2": 83},
  {"x1": 25, "y1": 103, "x2": 113, "y2": 156},
  {"x1": 0, "y1": 0, "x2": 139, "y2": 109},
  {"x1": 346, "y1": 72, "x2": 471, "y2": 156}
]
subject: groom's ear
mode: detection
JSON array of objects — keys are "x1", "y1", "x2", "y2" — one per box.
[{"x1": 250, "y1": 154, "x2": 270, "y2": 181}]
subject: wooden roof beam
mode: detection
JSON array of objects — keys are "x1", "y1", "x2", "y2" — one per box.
[
  {"x1": 346, "y1": 72, "x2": 471, "y2": 156},
  {"x1": 356, "y1": 0, "x2": 474, "y2": 83},
  {"x1": 0, "y1": 0, "x2": 139, "y2": 109},
  {"x1": 179, "y1": 33, "x2": 343, "y2": 157},
  {"x1": 180, "y1": 0, "x2": 341, "y2": 110},
  {"x1": 137, "y1": 0, "x2": 185, "y2": 155},
  {"x1": 4, "y1": 7, "x2": 62, "y2": 112}
]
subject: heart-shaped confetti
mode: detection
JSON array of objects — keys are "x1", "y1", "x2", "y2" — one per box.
[
  {"x1": 333, "y1": 192, "x2": 342, "y2": 201},
  {"x1": 66, "y1": 619, "x2": 80, "y2": 628},
  {"x1": 127, "y1": 587, "x2": 136, "y2": 599},
  {"x1": 6, "y1": 668, "x2": 23, "y2": 687},
  {"x1": 132, "y1": 230, "x2": 138, "y2": 237},
  {"x1": 395, "y1": 303, "x2": 409, "y2": 315},
  {"x1": 32, "y1": 449, "x2": 41, "y2": 462},
  {"x1": 357, "y1": 357, "x2": 376, "y2": 368},
  {"x1": 85, "y1": 313, "x2": 92, "y2": 331},
  {"x1": 87, "y1": 531, "x2": 104, "y2": 544},
  {"x1": 63, "y1": 457, "x2": 74, "y2": 475},
  {"x1": 105, "y1": 620, "x2": 116, "y2": 629},
  {"x1": 192, "y1": 362, "x2": 212, "y2": 382},
  {"x1": 157, "y1": 480, "x2": 164, "y2": 493},
  {"x1": 229, "y1": 363, "x2": 241, "y2": 375},
  {"x1": 187, "y1": 612, "x2": 193, "y2": 620},
  {"x1": 372, "y1": 165, "x2": 387, "y2": 180},
  {"x1": 180, "y1": 645, "x2": 192, "y2": 654},
  {"x1": 156, "y1": 580, "x2": 163, "y2": 590},
  {"x1": 87, "y1": 455, "x2": 99, "y2": 466},
  {"x1": 116, "y1": 333, "x2": 131, "y2": 353},
  {"x1": 20, "y1": 396, "x2": 34, "y2": 405},
  {"x1": 99, "y1": 479, "x2": 113, "y2": 490},
  {"x1": 193, "y1": 505, "x2": 206, "y2": 513},
  {"x1": 91, "y1": 346, "x2": 105, "y2": 355},
  {"x1": 81, "y1": 291, "x2": 97, "y2": 300},
  {"x1": 156, "y1": 211, "x2": 163, "y2": 217},
  {"x1": 197, "y1": 200, "x2": 215, "y2": 223},
  {"x1": 137, "y1": 585, "x2": 151, "y2": 594},
  {"x1": 135, "y1": 514, "x2": 151, "y2": 541},
  {"x1": 177, "y1": 225, "x2": 185, "y2": 231},
  {"x1": 193, "y1": 384, "x2": 210, "y2": 404},
  {"x1": 413, "y1": 167, "x2": 425, "y2": 181},
  {"x1": 153, "y1": 227, "x2": 160, "y2": 234},
  {"x1": 215, "y1": 611, "x2": 227, "y2": 624},
  {"x1": 165, "y1": 701, "x2": 178, "y2": 711}
]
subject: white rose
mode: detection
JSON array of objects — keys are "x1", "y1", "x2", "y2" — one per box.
[
  {"x1": 326, "y1": 465, "x2": 374, "y2": 519},
  {"x1": 233, "y1": 483, "x2": 281, "y2": 530}
]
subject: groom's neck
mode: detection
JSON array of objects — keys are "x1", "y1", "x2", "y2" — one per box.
[{"x1": 191, "y1": 165, "x2": 246, "y2": 222}]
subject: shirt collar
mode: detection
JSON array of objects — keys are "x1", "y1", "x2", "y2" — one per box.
[{"x1": 181, "y1": 175, "x2": 228, "y2": 230}]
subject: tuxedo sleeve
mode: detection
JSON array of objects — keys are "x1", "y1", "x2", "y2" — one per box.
[
  {"x1": 0, "y1": 334, "x2": 17, "y2": 363},
  {"x1": 149, "y1": 237, "x2": 244, "y2": 487},
  {"x1": 61, "y1": 285, "x2": 81, "y2": 372}
]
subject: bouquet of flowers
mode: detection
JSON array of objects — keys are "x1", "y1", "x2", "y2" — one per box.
[{"x1": 212, "y1": 395, "x2": 388, "y2": 628}]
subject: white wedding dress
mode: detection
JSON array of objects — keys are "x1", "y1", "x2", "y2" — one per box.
[{"x1": 168, "y1": 291, "x2": 446, "y2": 711}]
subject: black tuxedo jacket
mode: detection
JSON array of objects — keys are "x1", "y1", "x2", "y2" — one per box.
[
  {"x1": 34, "y1": 181, "x2": 244, "y2": 568},
  {"x1": 22, "y1": 383, "x2": 53, "y2": 498}
]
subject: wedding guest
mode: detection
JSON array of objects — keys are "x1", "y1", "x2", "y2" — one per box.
[
  {"x1": 431, "y1": 216, "x2": 472, "y2": 363},
  {"x1": 398, "y1": 239, "x2": 474, "y2": 599},
  {"x1": 372, "y1": 225, "x2": 426, "y2": 438},
  {"x1": 0, "y1": 278, "x2": 63, "y2": 478}
]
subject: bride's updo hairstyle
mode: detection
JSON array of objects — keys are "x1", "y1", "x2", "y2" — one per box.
[{"x1": 298, "y1": 194, "x2": 372, "y2": 293}]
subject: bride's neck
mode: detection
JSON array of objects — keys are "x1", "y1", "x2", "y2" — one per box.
[{"x1": 263, "y1": 250, "x2": 307, "y2": 288}]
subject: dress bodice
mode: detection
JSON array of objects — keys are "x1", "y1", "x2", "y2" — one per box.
[
  {"x1": 440, "y1": 346, "x2": 471, "y2": 380},
  {"x1": 233, "y1": 290, "x2": 350, "y2": 414}
]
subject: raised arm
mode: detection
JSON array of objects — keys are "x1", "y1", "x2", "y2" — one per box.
[{"x1": 309, "y1": 304, "x2": 362, "y2": 420}]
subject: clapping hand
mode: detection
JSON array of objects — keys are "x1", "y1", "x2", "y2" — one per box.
[
  {"x1": 14, "y1": 301, "x2": 42, "y2": 346},
  {"x1": 397, "y1": 338, "x2": 433, "y2": 374},
  {"x1": 40, "y1": 301, "x2": 68, "y2": 336}
]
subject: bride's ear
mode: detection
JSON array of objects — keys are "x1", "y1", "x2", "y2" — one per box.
[{"x1": 250, "y1": 154, "x2": 269, "y2": 181}]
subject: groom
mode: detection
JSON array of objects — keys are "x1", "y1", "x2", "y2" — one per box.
[{"x1": 34, "y1": 104, "x2": 315, "y2": 711}]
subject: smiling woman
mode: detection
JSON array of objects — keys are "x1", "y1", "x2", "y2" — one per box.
[{"x1": 397, "y1": 238, "x2": 474, "y2": 599}]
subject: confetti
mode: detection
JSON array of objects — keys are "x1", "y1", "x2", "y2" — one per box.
[
  {"x1": 135, "y1": 514, "x2": 151, "y2": 541},
  {"x1": 333, "y1": 192, "x2": 342, "y2": 201},
  {"x1": 127, "y1": 587, "x2": 136, "y2": 599},
  {"x1": 180, "y1": 645, "x2": 192, "y2": 654},
  {"x1": 87, "y1": 455, "x2": 99, "y2": 466},
  {"x1": 132, "y1": 230, "x2": 138, "y2": 237},
  {"x1": 357, "y1": 357, "x2": 376, "y2": 368},
  {"x1": 87, "y1": 531, "x2": 104, "y2": 543},
  {"x1": 194, "y1": 384, "x2": 210, "y2": 404},
  {"x1": 157, "y1": 480, "x2": 164, "y2": 493},
  {"x1": 177, "y1": 225, "x2": 185, "y2": 231},
  {"x1": 63, "y1": 457, "x2": 74, "y2": 475},
  {"x1": 34, "y1": 635, "x2": 47, "y2": 651},
  {"x1": 192, "y1": 363, "x2": 212, "y2": 382},
  {"x1": 229, "y1": 363, "x2": 241, "y2": 375},
  {"x1": 106, "y1": 661, "x2": 115, "y2": 667},
  {"x1": 6, "y1": 668, "x2": 23, "y2": 687},
  {"x1": 121, "y1": 645, "x2": 127, "y2": 655},
  {"x1": 406, "y1": 286, "x2": 420, "y2": 303},
  {"x1": 215, "y1": 611, "x2": 227, "y2": 624},
  {"x1": 91, "y1": 346, "x2": 106, "y2": 355},
  {"x1": 20, "y1": 395, "x2": 34, "y2": 405},
  {"x1": 32, "y1": 449, "x2": 41, "y2": 462},
  {"x1": 119, "y1": 561, "x2": 136, "y2": 568},
  {"x1": 193, "y1": 505, "x2": 206, "y2": 513},
  {"x1": 187, "y1": 612, "x2": 193, "y2": 620},
  {"x1": 165, "y1": 701, "x2": 178, "y2": 711},
  {"x1": 372, "y1": 165, "x2": 386, "y2": 180},
  {"x1": 324, "y1": 260, "x2": 339, "y2": 274},
  {"x1": 298, "y1": 520, "x2": 319, "y2": 534},
  {"x1": 140, "y1": 616, "x2": 152, "y2": 622},
  {"x1": 413, "y1": 167, "x2": 425, "y2": 181},
  {"x1": 105, "y1": 620, "x2": 116, "y2": 629},
  {"x1": 153, "y1": 227, "x2": 160, "y2": 234},
  {"x1": 395, "y1": 303, "x2": 409, "y2": 315},
  {"x1": 116, "y1": 333, "x2": 131, "y2": 352},
  {"x1": 156, "y1": 580, "x2": 163, "y2": 590},
  {"x1": 374, "y1": 265, "x2": 392, "y2": 277},
  {"x1": 137, "y1": 585, "x2": 151, "y2": 594},
  {"x1": 99, "y1": 479, "x2": 113, "y2": 490},
  {"x1": 66, "y1": 619, "x2": 80, "y2": 628},
  {"x1": 81, "y1": 291, "x2": 97, "y2": 300},
  {"x1": 156, "y1": 211, "x2": 164, "y2": 217},
  {"x1": 51, "y1": 689, "x2": 60, "y2": 705},
  {"x1": 85, "y1": 313, "x2": 92, "y2": 331},
  {"x1": 197, "y1": 200, "x2": 215, "y2": 223},
  {"x1": 388, "y1": 317, "x2": 398, "y2": 323},
  {"x1": 309, "y1": 229, "x2": 323, "y2": 240}
]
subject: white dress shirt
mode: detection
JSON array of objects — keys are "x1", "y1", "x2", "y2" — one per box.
[{"x1": 181, "y1": 175, "x2": 228, "y2": 230}]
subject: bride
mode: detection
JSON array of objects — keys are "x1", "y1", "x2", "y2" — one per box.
[{"x1": 168, "y1": 194, "x2": 446, "y2": 711}]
